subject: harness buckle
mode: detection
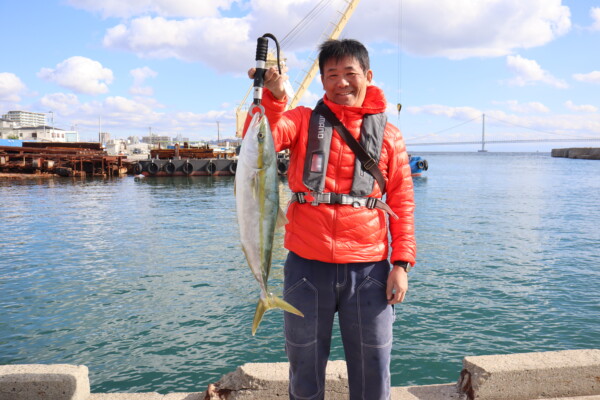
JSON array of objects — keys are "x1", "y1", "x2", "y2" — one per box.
[
  {"x1": 329, "y1": 192, "x2": 343, "y2": 204},
  {"x1": 310, "y1": 192, "x2": 321, "y2": 206},
  {"x1": 363, "y1": 157, "x2": 376, "y2": 170},
  {"x1": 296, "y1": 192, "x2": 306, "y2": 204},
  {"x1": 366, "y1": 197, "x2": 377, "y2": 209}
]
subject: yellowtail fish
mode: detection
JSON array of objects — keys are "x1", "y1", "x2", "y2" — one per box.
[{"x1": 235, "y1": 112, "x2": 304, "y2": 335}]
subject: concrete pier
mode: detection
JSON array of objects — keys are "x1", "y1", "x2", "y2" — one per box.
[
  {"x1": 551, "y1": 147, "x2": 600, "y2": 160},
  {"x1": 0, "y1": 364, "x2": 90, "y2": 400},
  {"x1": 1, "y1": 349, "x2": 599, "y2": 400},
  {"x1": 458, "y1": 349, "x2": 600, "y2": 400}
]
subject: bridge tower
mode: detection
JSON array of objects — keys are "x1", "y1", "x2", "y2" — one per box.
[{"x1": 478, "y1": 114, "x2": 488, "y2": 152}]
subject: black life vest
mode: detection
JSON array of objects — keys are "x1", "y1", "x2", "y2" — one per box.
[{"x1": 303, "y1": 99, "x2": 387, "y2": 196}]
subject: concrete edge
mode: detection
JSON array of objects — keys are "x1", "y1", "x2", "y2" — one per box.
[{"x1": 1, "y1": 350, "x2": 599, "y2": 400}]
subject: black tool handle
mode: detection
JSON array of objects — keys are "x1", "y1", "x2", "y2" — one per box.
[{"x1": 253, "y1": 36, "x2": 269, "y2": 105}]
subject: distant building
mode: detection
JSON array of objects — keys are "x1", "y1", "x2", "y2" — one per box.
[
  {"x1": 2, "y1": 111, "x2": 46, "y2": 127},
  {"x1": 100, "y1": 132, "x2": 111, "y2": 144},
  {"x1": 0, "y1": 118, "x2": 18, "y2": 139},
  {"x1": 174, "y1": 134, "x2": 190, "y2": 143},
  {"x1": 142, "y1": 135, "x2": 171, "y2": 145},
  {"x1": 0, "y1": 114, "x2": 80, "y2": 142},
  {"x1": 65, "y1": 130, "x2": 80, "y2": 142},
  {"x1": 15, "y1": 126, "x2": 67, "y2": 142}
]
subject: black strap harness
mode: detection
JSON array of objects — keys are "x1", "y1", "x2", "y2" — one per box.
[
  {"x1": 290, "y1": 192, "x2": 398, "y2": 219},
  {"x1": 291, "y1": 101, "x2": 398, "y2": 220}
]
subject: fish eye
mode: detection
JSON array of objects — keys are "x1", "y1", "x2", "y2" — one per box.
[{"x1": 257, "y1": 132, "x2": 264, "y2": 139}]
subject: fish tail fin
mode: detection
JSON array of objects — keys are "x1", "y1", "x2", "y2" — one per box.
[
  {"x1": 251, "y1": 295, "x2": 304, "y2": 336},
  {"x1": 270, "y1": 295, "x2": 304, "y2": 317},
  {"x1": 251, "y1": 298, "x2": 268, "y2": 336}
]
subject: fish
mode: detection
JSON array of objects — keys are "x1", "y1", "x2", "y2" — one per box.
[{"x1": 235, "y1": 111, "x2": 304, "y2": 336}]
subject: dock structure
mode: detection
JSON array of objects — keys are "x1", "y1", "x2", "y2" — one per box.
[
  {"x1": 551, "y1": 147, "x2": 600, "y2": 160},
  {"x1": 0, "y1": 142, "x2": 128, "y2": 177},
  {"x1": 133, "y1": 155, "x2": 289, "y2": 177},
  {"x1": 1, "y1": 349, "x2": 599, "y2": 399}
]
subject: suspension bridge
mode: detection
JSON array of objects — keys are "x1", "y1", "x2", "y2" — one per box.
[{"x1": 404, "y1": 114, "x2": 600, "y2": 151}]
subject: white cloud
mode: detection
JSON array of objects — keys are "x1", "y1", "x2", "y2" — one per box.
[
  {"x1": 66, "y1": 0, "x2": 236, "y2": 18},
  {"x1": 297, "y1": 89, "x2": 321, "y2": 108},
  {"x1": 573, "y1": 71, "x2": 600, "y2": 84},
  {"x1": 104, "y1": 96, "x2": 153, "y2": 114},
  {"x1": 130, "y1": 67, "x2": 157, "y2": 96},
  {"x1": 505, "y1": 55, "x2": 568, "y2": 88},
  {"x1": 405, "y1": 104, "x2": 481, "y2": 120},
  {"x1": 501, "y1": 100, "x2": 550, "y2": 114},
  {"x1": 0, "y1": 72, "x2": 26, "y2": 102},
  {"x1": 90, "y1": 0, "x2": 573, "y2": 80},
  {"x1": 590, "y1": 7, "x2": 600, "y2": 31},
  {"x1": 405, "y1": 104, "x2": 600, "y2": 143},
  {"x1": 39, "y1": 93, "x2": 80, "y2": 115},
  {"x1": 103, "y1": 16, "x2": 253, "y2": 73},
  {"x1": 565, "y1": 100, "x2": 598, "y2": 113},
  {"x1": 348, "y1": 0, "x2": 571, "y2": 59},
  {"x1": 38, "y1": 56, "x2": 114, "y2": 95},
  {"x1": 131, "y1": 67, "x2": 157, "y2": 85}
]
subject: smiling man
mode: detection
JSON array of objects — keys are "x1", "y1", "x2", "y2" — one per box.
[{"x1": 246, "y1": 39, "x2": 416, "y2": 400}]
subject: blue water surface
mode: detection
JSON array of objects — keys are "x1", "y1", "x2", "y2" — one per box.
[{"x1": 1, "y1": 152, "x2": 599, "y2": 393}]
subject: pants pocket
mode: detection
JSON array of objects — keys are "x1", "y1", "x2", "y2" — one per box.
[
  {"x1": 357, "y1": 276, "x2": 393, "y2": 347},
  {"x1": 284, "y1": 276, "x2": 317, "y2": 345}
]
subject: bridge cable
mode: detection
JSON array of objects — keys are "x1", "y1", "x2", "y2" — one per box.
[{"x1": 486, "y1": 114, "x2": 599, "y2": 139}]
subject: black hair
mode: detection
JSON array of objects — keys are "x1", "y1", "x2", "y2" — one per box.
[{"x1": 318, "y1": 39, "x2": 370, "y2": 75}]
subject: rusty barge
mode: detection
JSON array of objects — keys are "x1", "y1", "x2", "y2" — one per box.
[
  {"x1": 0, "y1": 142, "x2": 127, "y2": 177},
  {"x1": 132, "y1": 144, "x2": 289, "y2": 177}
]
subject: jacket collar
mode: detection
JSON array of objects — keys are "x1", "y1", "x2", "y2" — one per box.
[{"x1": 322, "y1": 85, "x2": 388, "y2": 119}]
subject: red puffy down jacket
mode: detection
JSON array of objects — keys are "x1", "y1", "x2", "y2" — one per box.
[{"x1": 254, "y1": 85, "x2": 416, "y2": 265}]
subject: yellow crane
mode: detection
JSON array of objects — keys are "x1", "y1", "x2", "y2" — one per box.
[{"x1": 235, "y1": 0, "x2": 361, "y2": 137}]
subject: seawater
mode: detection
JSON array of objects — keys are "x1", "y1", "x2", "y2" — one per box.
[{"x1": 1, "y1": 152, "x2": 599, "y2": 393}]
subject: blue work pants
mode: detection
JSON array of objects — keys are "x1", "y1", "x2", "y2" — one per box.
[{"x1": 283, "y1": 251, "x2": 394, "y2": 400}]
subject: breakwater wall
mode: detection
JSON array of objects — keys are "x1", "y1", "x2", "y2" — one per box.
[
  {"x1": 551, "y1": 147, "x2": 600, "y2": 160},
  {"x1": 1, "y1": 349, "x2": 599, "y2": 400}
]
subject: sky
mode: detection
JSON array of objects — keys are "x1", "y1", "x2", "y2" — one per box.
[{"x1": 1, "y1": 0, "x2": 599, "y2": 152}]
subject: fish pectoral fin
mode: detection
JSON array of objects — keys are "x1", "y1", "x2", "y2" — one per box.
[
  {"x1": 276, "y1": 206, "x2": 288, "y2": 228},
  {"x1": 251, "y1": 295, "x2": 304, "y2": 336}
]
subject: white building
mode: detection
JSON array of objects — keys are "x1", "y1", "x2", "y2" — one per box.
[
  {"x1": 2, "y1": 111, "x2": 46, "y2": 127},
  {"x1": 0, "y1": 118, "x2": 18, "y2": 139},
  {"x1": 11, "y1": 126, "x2": 67, "y2": 142}
]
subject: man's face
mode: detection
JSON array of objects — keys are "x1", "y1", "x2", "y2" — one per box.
[{"x1": 321, "y1": 56, "x2": 373, "y2": 107}]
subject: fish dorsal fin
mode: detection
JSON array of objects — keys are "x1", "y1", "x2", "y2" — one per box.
[{"x1": 276, "y1": 206, "x2": 288, "y2": 228}]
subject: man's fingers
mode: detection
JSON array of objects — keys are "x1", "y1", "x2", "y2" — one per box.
[
  {"x1": 386, "y1": 281, "x2": 394, "y2": 301},
  {"x1": 387, "y1": 288, "x2": 407, "y2": 305}
]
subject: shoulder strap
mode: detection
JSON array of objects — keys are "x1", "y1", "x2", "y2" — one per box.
[{"x1": 314, "y1": 101, "x2": 387, "y2": 194}]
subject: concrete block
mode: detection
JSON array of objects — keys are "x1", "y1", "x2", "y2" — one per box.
[
  {"x1": 533, "y1": 397, "x2": 600, "y2": 400},
  {"x1": 391, "y1": 383, "x2": 462, "y2": 399},
  {"x1": 206, "y1": 360, "x2": 348, "y2": 399},
  {"x1": 457, "y1": 349, "x2": 600, "y2": 400},
  {"x1": 162, "y1": 393, "x2": 204, "y2": 400},
  {"x1": 0, "y1": 364, "x2": 90, "y2": 400},
  {"x1": 88, "y1": 394, "x2": 163, "y2": 400}
]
